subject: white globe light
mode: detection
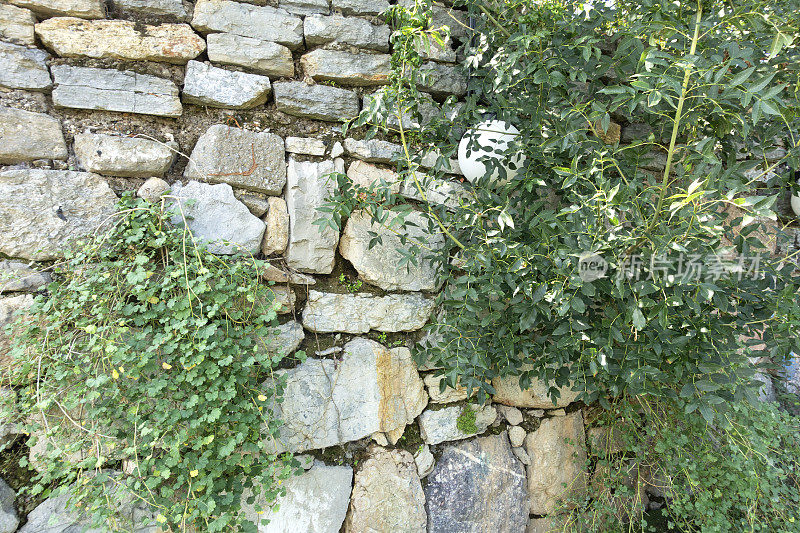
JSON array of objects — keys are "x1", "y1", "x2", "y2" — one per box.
[{"x1": 457, "y1": 120, "x2": 525, "y2": 186}]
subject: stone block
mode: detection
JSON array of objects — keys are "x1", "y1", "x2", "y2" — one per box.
[
  {"x1": 74, "y1": 133, "x2": 176, "y2": 178},
  {"x1": 0, "y1": 107, "x2": 67, "y2": 164},
  {"x1": 302, "y1": 290, "x2": 434, "y2": 333},
  {"x1": 304, "y1": 14, "x2": 390, "y2": 52},
  {"x1": 0, "y1": 4, "x2": 36, "y2": 46},
  {"x1": 182, "y1": 60, "x2": 272, "y2": 109},
  {"x1": 0, "y1": 42, "x2": 50, "y2": 92},
  {"x1": 8, "y1": 0, "x2": 105, "y2": 19},
  {"x1": 191, "y1": 0, "x2": 304, "y2": 50},
  {"x1": 301, "y1": 49, "x2": 391, "y2": 86},
  {"x1": 274, "y1": 81, "x2": 359, "y2": 122},
  {"x1": 206, "y1": 33, "x2": 294, "y2": 78}
]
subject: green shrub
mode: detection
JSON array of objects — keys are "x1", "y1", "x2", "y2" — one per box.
[{"x1": 4, "y1": 195, "x2": 299, "y2": 531}]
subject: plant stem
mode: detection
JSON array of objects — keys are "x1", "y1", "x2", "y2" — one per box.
[{"x1": 645, "y1": 1, "x2": 703, "y2": 234}]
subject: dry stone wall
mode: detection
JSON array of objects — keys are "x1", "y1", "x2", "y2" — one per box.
[{"x1": 1, "y1": 0, "x2": 798, "y2": 531}]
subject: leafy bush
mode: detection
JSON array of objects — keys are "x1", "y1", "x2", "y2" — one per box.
[{"x1": 4, "y1": 196, "x2": 298, "y2": 531}]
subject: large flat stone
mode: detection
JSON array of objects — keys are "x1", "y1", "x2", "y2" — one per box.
[
  {"x1": 191, "y1": 0, "x2": 304, "y2": 50},
  {"x1": 492, "y1": 372, "x2": 579, "y2": 409},
  {"x1": 274, "y1": 81, "x2": 359, "y2": 122},
  {"x1": 262, "y1": 320, "x2": 304, "y2": 357},
  {"x1": 344, "y1": 447, "x2": 427, "y2": 533},
  {"x1": 182, "y1": 61, "x2": 271, "y2": 109},
  {"x1": 524, "y1": 411, "x2": 588, "y2": 514},
  {"x1": 284, "y1": 158, "x2": 340, "y2": 273},
  {"x1": 302, "y1": 290, "x2": 434, "y2": 333},
  {"x1": 332, "y1": 0, "x2": 388, "y2": 15},
  {"x1": 260, "y1": 462, "x2": 352, "y2": 533},
  {"x1": 8, "y1": 0, "x2": 105, "y2": 19},
  {"x1": 340, "y1": 210, "x2": 445, "y2": 292},
  {"x1": 400, "y1": 173, "x2": 468, "y2": 210},
  {"x1": 184, "y1": 125, "x2": 286, "y2": 195},
  {"x1": 302, "y1": 49, "x2": 391, "y2": 86},
  {"x1": 346, "y1": 160, "x2": 400, "y2": 192},
  {"x1": 112, "y1": 0, "x2": 187, "y2": 19},
  {"x1": 51, "y1": 65, "x2": 182, "y2": 117},
  {"x1": 266, "y1": 338, "x2": 426, "y2": 452},
  {"x1": 35, "y1": 18, "x2": 205, "y2": 64},
  {"x1": 0, "y1": 4, "x2": 36, "y2": 46},
  {"x1": 304, "y1": 14, "x2": 390, "y2": 52},
  {"x1": 0, "y1": 478, "x2": 18, "y2": 533},
  {"x1": 344, "y1": 137, "x2": 401, "y2": 163},
  {"x1": 73, "y1": 133, "x2": 176, "y2": 178},
  {"x1": 206, "y1": 32, "x2": 294, "y2": 78},
  {"x1": 0, "y1": 260, "x2": 51, "y2": 293},
  {"x1": 0, "y1": 170, "x2": 117, "y2": 261},
  {"x1": 418, "y1": 404, "x2": 497, "y2": 445},
  {"x1": 279, "y1": 0, "x2": 329, "y2": 15},
  {"x1": 398, "y1": 0, "x2": 470, "y2": 40},
  {"x1": 0, "y1": 42, "x2": 51, "y2": 92},
  {"x1": 0, "y1": 107, "x2": 67, "y2": 164},
  {"x1": 425, "y1": 433, "x2": 529, "y2": 533},
  {"x1": 169, "y1": 181, "x2": 266, "y2": 255}
]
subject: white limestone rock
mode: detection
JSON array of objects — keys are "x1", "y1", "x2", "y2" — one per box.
[
  {"x1": 302, "y1": 290, "x2": 435, "y2": 333},
  {"x1": 74, "y1": 133, "x2": 177, "y2": 178},
  {"x1": 137, "y1": 177, "x2": 170, "y2": 202},
  {"x1": 8, "y1": 0, "x2": 105, "y2": 19},
  {"x1": 260, "y1": 462, "x2": 352, "y2": 533},
  {"x1": 418, "y1": 404, "x2": 497, "y2": 445},
  {"x1": 280, "y1": 0, "x2": 330, "y2": 15},
  {"x1": 344, "y1": 446, "x2": 427, "y2": 533},
  {"x1": 414, "y1": 444, "x2": 435, "y2": 478},
  {"x1": 0, "y1": 261, "x2": 51, "y2": 294},
  {"x1": 416, "y1": 61, "x2": 467, "y2": 96},
  {"x1": 304, "y1": 14, "x2": 390, "y2": 52},
  {"x1": 0, "y1": 4, "x2": 36, "y2": 46},
  {"x1": 182, "y1": 61, "x2": 272, "y2": 109},
  {"x1": 191, "y1": 0, "x2": 304, "y2": 50},
  {"x1": 424, "y1": 374, "x2": 470, "y2": 404},
  {"x1": 274, "y1": 81, "x2": 359, "y2": 122},
  {"x1": 265, "y1": 337, "x2": 427, "y2": 452},
  {"x1": 339, "y1": 210, "x2": 445, "y2": 292},
  {"x1": 492, "y1": 372, "x2": 579, "y2": 409},
  {"x1": 206, "y1": 33, "x2": 294, "y2": 78},
  {"x1": 261, "y1": 197, "x2": 289, "y2": 256},
  {"x1": 112, "y1": 0, "x2": 187, "y2": 19},
  {"x1": 0, "y1": 170, "x2": 117, "y2": 261},
  {"x1": 283, "y1": 158, "x2": 340, "y2": 274},
  {"x1": 169, "y1": 181, "x2": 266, "y2": 255},
  {"x1": 51, "y1": 65, "x2": 182, "y2": 117},
  {"x1": 301, "y1": 49, "x2": 391, "y2": 87},
  {"x1": 285, "y1": 136, "x2": 327, "y2": 156},
  {"x1": 184, "y1": 125, "x2": 286, "y2": 195},
  {"x1": 332, "y1": 0, "x2": 388, "y2": 15},
  {"x1": 0, "y1": 107, "x2": 67, "y2": 164},
  {"x1": 263, "y1": 321, "x2": 304, "y2": 357},
  {"x1": 0, "y1": 41, "x2": 51, "y2": 92},
  {"x1": 344, "y1": 137, "x2": 402, "y2": 163}
]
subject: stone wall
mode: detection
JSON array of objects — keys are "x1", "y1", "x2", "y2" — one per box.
[{"x1": 0, "y1": 0, "x2": 798, "y2": 531}]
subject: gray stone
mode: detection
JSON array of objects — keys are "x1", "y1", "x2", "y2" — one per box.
[
  {"x1": 112, "y1": 0, "x2": 187, "y2": 19},
  {"x1": 261, "y1": 263, "x2": 317, "y2": 285},
  {"x1": 19, "y1": 484, "x2": 157, "y2": 533},
  {"x1": 0, "y1": 261, "x2": 51, "y2": 293},
  {"x1": 74, "y1": 133, "x2": 177, "y2": 178},
  {"x1": 261, "y1": 197, "x2": 289, "y2": 256},
  {"x1": 284, "y1": 158, "x2": 340, "y2": 274},
  {"x1": 274, "y1": 81, "x2": 359, "y2": 122},
  {"x1": 331, "y1": 141, "x2": 344, "y2": 158},
  {"x1": 280, "y1": 0, "x2": 329, "y2": 15},
  {"x1": 285, "y1": 136, "x2": 327, "y2": 156},
  {"x1": 184, "y1": 125, "x2": 286, "y2": 195},
  {"x1": 0, "y1": 170, "x2": 117, "y2": 261},
  {"x1": 492, "y1": 371, "x2": 579, "y2": 409},
  {"x1": 302, "y1": 49, "x2": 391, "y2": 86},
  {"x1": 414, "y1": 33, "x2": 456, "y2": 63},
  {"x1": 169, "y1": 180, "x2": 266, "y2": 255},
  {"x1": 416, "y1": 61, "x2": 467, "y2": 96},
  {"x1": 0, "y1": 478, "x2": 18, "y2": 533},
  {"x1": 399, "y1": 0, "x2": 470, "y2": 40},
  {"x1": 0, "y1": 295, "x2": 34, "y2": 377},
  {"x1": 0, "y1": 42, "x2": 51, "y2": 91},
  {"x1": 305, "y1": 14, "x2": 390, "y2": 52},
  {"x1": 418, "y1": 404, "x2": 497, "y2": 445},
  {"x1": 302, "y1": 290, "x2": 434, "y2": 333},
  {"x1": 266, "y1": 338, "x2": 426, "y2": 452},
  {"x1": 414, "y1": 444, "x2": 435, "y2": 478},
  {"x1": 137, "y1": 177, "x2": 170, "y2": 202},
  {"x1": 344, "y1": 447, "x2": 427, "y2": 533},
  {"x1": 234, "y1": 191, "x2": 270, "y2": 217},
  {"x1": 0, "y1": 4, "x2": 36, "y2": 46},
  {"x1": 206, "y1": 33, "x2": 294, "y2": 78},
  {"x1": 621, "y1": 123, "x2": 653, "y2": 143},
  {"x1": 269, "y1": 285, "x2": 296, "y2": 314},
  {"x1": 498, "y1": 405, "x2": 524, "y2": 426},
  {"x1": 332, "y1": 0, "x2": 388, "y2": 15},
  {"x1": 182, "y1": 61, "x2": 271, "y2": 110},
  {"x1": 361, "y1": 89, "x2": 461, "y2": 131},
  {"x1": 51, "y1": 65, "x2": 182, "y2": 117},
  {"x1": 191, "y1": 0, "x2": 304, "y2": 49},
  {"x1": 425, "y1": 432, "x2": 529, "y2": 533},
  {"x1": 512, "y1": 445, "x2": 530, "y2": 466},
  {"x1": 346, "y1": 160, "x2": 400, "y2": 193},
  {"x1": 9, "y1": 0, "x2": 105, "y2": 19},
  {"x1": 340, "y1": 210, "x2": 445, "y2": 292},
  {"x1": 0, "y1": 107, "x2": 67, "y2": 164},
  {"x1": 524, "y1": 411, "x2": 588, "y2": 515},
  {"x1": 35, "y1": 18, "x2": 205, "y2": 64},
  {"x1": 260, "y1": 462, "x2": 352, "y2": 533},
  {"x1": 263, "y1": 321, "x2": 304, "y2": 357},
  {"x1": 344, "y1": 138, "x2": 402, "y2": 163}
]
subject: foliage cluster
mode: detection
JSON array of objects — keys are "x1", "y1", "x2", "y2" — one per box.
[{"x1": 3, "y1": 196, "x2": 298, "y2": 531}]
